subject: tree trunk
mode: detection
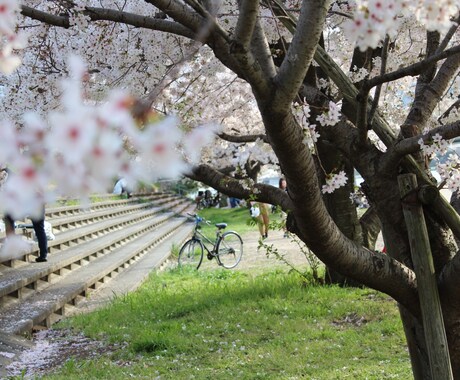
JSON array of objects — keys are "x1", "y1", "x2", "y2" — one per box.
[
  {"x1": 359, "y1": 207, "x2": 381, "y2": 250},
  {"x1": 316, "y1": 140, "x2": 363, "y2": 286},
  {"x1": 449, "y1": 191, "x2": 460, "y2": 248}
]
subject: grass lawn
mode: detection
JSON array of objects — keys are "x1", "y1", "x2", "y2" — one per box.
[
  {"x1": 32, "y1": 208, "x2": 410, "y2": 379},
  {"x1": 189, "y1": 206, "x2": 284, "y2": 238},
  {"x1": 42, "y1": 267, "x2": 411, "y2": 379},
  {"x1": 192, "y1": 207, "x2": 259, "y2": 236}
]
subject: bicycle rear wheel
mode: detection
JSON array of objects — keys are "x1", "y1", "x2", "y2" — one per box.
[
  {"x1": 178, "y1": 239, "x2": 204, "y2": 270},
  {"x1": 216, "y1": 231, "x2": 243, "y2": 269}
]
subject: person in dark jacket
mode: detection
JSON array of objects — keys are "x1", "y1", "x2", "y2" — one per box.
[{"x1": 1, "y1": 167, "x2": 48, "y2": 262}]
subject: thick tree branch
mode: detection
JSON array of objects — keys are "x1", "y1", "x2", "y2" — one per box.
[
  {"x1": 20, "y1": 5, "x2": 196, "y2": 38},
  {"x1": 85, "y1": 7, "x2": 195, "y2": 38},
  {"x1": 273, "y1": 0, "x2": 329, "y2": 112},
  {"x1": 384, "y1": 121, "x2": 460, "y2": 162},
  {"x1": 218, "y1": 132, "x2": 269, "y2": 143},
  {"x1": 415, "y1": 30, "x2": 440, "y2": 96},
  {"x1": 363, "y1": 44, "x2": 460, "y2": 92},
  {"x1": 356, "y1": 87, "x2": 369, "y2": 146},
  {"x1": 266, "y1": 0, "x2": 396, "y2": 143},
  {"x1": 234, "y1": 0, "x2": 260, "y2": 50},
  {"x1": 250, "y1": 19, "x2": 278, "y2": 79},
  {"x1": 187, "y1": 163, "x2": 293, "y2": 210},
  {"x1": 436, "y1": 15, "x2": 460, "y2": 53},
  {"x1": 145, "y1": 0, "x2": 204, "y2": 35},
  {"x1": 180, "y1": 0, "x2": 231, "y2": 42},
  {"x1": 368, "y1": 36, "x2": 390, "y2": 125},
  {"x1": 403, "y1": 54, "x2": 460, "y2": 131},
  {"x1": 21, "y1": 5, "x2": 70, "y2": 27},
  {"x1": 357, "y1": 38, "x2": 390, "y2": 146}
]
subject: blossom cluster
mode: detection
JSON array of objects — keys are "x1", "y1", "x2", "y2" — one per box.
[
  {"x1": 305, "y1": 124, "x2": 320, "y2": 145},
  {"x1": 316, "y1": 101, "x2": 341, "y2": 127},
  {"x1": 437, "y1": 156, "x2": 460, "y2": 192},
  {"x1": 417, "y1": 0, "x2": 459, "y2": 32},
  {"x1": 321, "y1": 171, "x2": 348, "y2": 194},
  {"x1": 0, "y1": 56, "x2": 216, "y2": 220},
  {"x1": 418, "y1": 133, "x2": 450, "y2": 158},
  {"x1": 348, "y1": 61, "x2": 381, "y2": 83},
  {"x1": 342, "y1": 0, "x2": 459, "y2": 51},
  {"x1": 0, "y1": 0, "x2": 27, "y2": 74},
  {"x1": 341, "y1": 0, "x2": 402, "y2": 51},
  {"x1": 419, "y1": 133, "x2": 460, "y2": 192},
  {"x1": 69, "y1": 4, "x2": 91, "y2": 31}
]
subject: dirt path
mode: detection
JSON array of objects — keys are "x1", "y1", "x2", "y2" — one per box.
[
  {"x1": 198, "y1": 229, "x2": 311, "y2": 273},
  {"x1": 198, "y1": 227, "x2": 384, "y2": 273}
]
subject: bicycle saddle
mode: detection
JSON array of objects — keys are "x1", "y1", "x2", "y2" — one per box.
[{"x1": 215, "y1": 223, "x2": 227, "y2": 230}]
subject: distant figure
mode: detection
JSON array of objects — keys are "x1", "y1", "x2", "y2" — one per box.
[
  {"x1": 213, "y1": 192, "x2": 221, "y2": 208},
  {"x1": 258, "y1": 202, "x2": 270, "y2": 239},
  {"x1": 279, "y1": 177, "x2": 287, "y2": 192},
  {"x1": 229, "y1": 197, "x2": 240, "y2": 208},
  {"x1": 279, "y1": 177, "x2": 288, "y2": 237},
  {"x1": 204, "y1": 190, "x2": 212, "y2": 207},
  {"x1": 1, "y1": 167, "x2": 48, "y2": 262},
  {"x1": 250, "y1": 201, "x2": 270, "y2": 239},
  {"x1": 113, "y1": 177, "x2": 131, "y2": 198},
  {"x1": 195, "y1": 190, "x2": 204, "y2": 209},
  {"x1": 0, "y1": 168, "x2": 13, "y2": 236}
]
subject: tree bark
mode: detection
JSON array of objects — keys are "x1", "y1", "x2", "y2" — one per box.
[{"x1": 359, "y1": 207, "x2": 381, "y2": 251}]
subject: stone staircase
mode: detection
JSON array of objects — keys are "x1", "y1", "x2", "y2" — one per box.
[{"x1": 0, "y1": 192, "x2": 194, "y2": 335}]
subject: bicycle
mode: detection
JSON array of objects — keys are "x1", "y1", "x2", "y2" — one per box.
[{"x1": 178, "y1": 213, "x2": 243, "y2": 270}]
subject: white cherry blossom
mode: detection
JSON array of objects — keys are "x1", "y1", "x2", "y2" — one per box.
[{"x1": 321, "y1": 171, "x2": 349, "y2": 194}]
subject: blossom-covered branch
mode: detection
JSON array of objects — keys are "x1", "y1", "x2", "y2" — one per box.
[
  {"x1": 21, "y1": 5, "x2": 195, "y2": 38},
  {"x1": 363, "y1": 45, "x2": 460, "y2": 92}
]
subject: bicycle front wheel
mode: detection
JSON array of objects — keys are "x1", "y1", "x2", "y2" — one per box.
[
  {"x1": 216, "y1": 231, "x2": 243, "y2": 269},
  {"x1": 178, "y1": 239, "x2": 204, "y2": 270}
]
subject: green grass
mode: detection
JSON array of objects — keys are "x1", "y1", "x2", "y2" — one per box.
[
  {"x1": 194, "y1": 207, "x2": 282, "y2": 238},
  {"x1": 42, "y1": 268, "x2": 411, "y2": 379}
]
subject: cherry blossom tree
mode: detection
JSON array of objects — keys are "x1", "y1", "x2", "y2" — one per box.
[{"x1": 1, "y1": 0, "x2": 460, "y2": 378}]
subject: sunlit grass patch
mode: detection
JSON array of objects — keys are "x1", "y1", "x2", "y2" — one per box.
[{"x1": 50, "y1": 268, "x2": 411, "y2": 379}]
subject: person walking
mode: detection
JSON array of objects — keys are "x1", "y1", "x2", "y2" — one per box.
[
  {"x1": 259, "y1": 202, "x2": 270, "y2": 239},
  {"x1": 250, "y1": 201, "x2": 270, "y2": 239},
  {"x1": 279, "y1": 177, "x2": 289, "y2": 238},
  {"x1": 1, "y1": 167, "x2": 49, "y2": 262}
]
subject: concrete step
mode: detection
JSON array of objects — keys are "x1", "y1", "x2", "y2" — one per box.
[
  {"x1": 71, "y1": 220, "x2": 194, "y2": 315},
  {"x1": 0, "y1": 196, "x2": 187, "y2": 266},
  {"x1": 0, "y1": 194, "x2": 194, "y2": 379},
  {"x1": 0, "y1": 217, "x2": 189, "y2": 334},
  {"x1": 47, "y1": 194, "x2": 175, "y2": 233},
  {"x1": 44, "y1": 193, "x2": 169, "y2": 219},
  {"x1": 0, "y1": 193, "x2": 174, "y2": 240},
  {"x1": 0, "y1": 200, "x2": 191, "y2": 305}
]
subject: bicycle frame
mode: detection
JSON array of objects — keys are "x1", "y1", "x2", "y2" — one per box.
[
  {"x1": 191, "y1": 220, "x2": 222, "y2": 258},
  {"x1": 179, "y1": 213, "x2": 243, "y2": 270}
]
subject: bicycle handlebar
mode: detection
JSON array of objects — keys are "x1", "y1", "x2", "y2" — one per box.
[{"x1": 187, "y1": 213, "x2": 211, "y2": 225}]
